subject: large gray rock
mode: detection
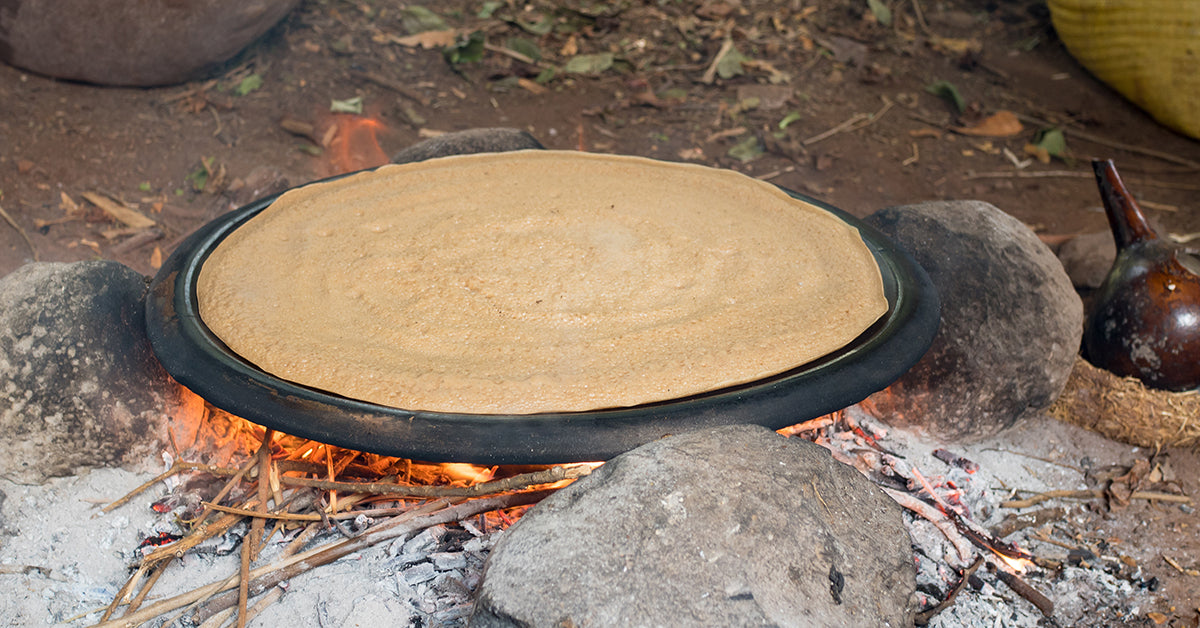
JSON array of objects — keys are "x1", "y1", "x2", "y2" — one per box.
[
  {"x1": 863, "y1": 201, "x2": 1083, "y2": 442},
  {"x1": 391, "y1": 128, "x2": 544, "y2": 164},
  {"x1": 471, "y1": 425, "x2": 916, "y2": 627},
  {"x1": 0, "y1": 0, "x2": 299, "y2": 86},
  {"x1": 0, "y1": 262, "x2": 186, "y2": 483}
]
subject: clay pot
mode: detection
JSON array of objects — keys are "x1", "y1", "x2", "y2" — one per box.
[
  {"x1": 1082, "y1": 159, "x2": 1200, "y2": 391},
  {"x1": 0, "y1": 0, "x2": 300, "y2": 86}
]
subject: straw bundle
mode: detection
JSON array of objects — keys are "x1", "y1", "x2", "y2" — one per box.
[
  {"x1": 1049, "y1": 357, "x2": 1200, "y2": 449},
  {"x1": 1048, "y1": 0, "x2": 1200, "y2": 139}
]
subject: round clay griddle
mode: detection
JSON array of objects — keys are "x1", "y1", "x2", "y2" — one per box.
[{"x1": 146, "y1": 179, "x2": 939, "y2": 464}]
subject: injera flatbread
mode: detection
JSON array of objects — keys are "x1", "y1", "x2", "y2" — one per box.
[{"x1": 197, "y1": 151, "x2": 887, "y2": 414}]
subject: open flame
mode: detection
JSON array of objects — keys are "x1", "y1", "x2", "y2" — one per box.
[{"x1": 320, "y1": 114, "x2": 390, "y2": 176}]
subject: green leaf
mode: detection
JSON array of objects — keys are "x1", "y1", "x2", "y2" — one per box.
[
  {"x1": 716, "y1": 45, "x2": 748, "y2": 80},
  {"x1": 1033, "y1": 127, "x2": 1068, "y2": 157},
  {"x1": 564, "y1": 52, "x2": 614, "y2": 75},
  {"x1": 925, "y1": 80, "x2": 966, "y2": 113},
  {"x1": 444, "y1": 30, "x2": 485, "y2": 65},
  {"x1": 867, "y1": 0, "x2": 892, "y2": 26},
  {"x1": 506, "y1": 37, "x2": 542, "y2": 62},
  {"x1": 185, "y1": 165, "x2": 209, "y2": 193},
  {"x1": 477, "y1": 1, "x2": 502, "y2": 19},
  {"x1": 778, "y1": 111, "x2": 803, "y2": 130},
  {"x1": 234, "y1": 73, "x2": 263, "y2": 96},
  {"x1": 138, "y1": 181, "x2": 152, "y2": 192},
  {"x1": 727, "y1": 135, "x2": 764, "y2": 162},
  {"x1": 401, "y1": 6, "x2": 449, "y2": 34},
  {"x1": 330, "y1": 96, "x2": 364, "y2": 114},
  {"x1": 534, "y1": 66, "x2": 558, "y2": 84}
]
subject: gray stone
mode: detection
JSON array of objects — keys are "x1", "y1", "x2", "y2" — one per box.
[
  {"x1": 0, "y1": 261, "x2": 187, "y2": 483},
  {"x1": 391, "y1": 128, "x2": 545, "y2": 164},
  {"x1": 0, "y1": 0, "x2": 299, "y2": 86},
  {"x1": 863, "y1": 201, "x2": 1083, "y2": 442},
  {"x1": 1057, "y1": 230, "x2": 1116, "y2": 291},
  {"x1": 471, "y1": 425, "x2": 916, "y2": 628}
]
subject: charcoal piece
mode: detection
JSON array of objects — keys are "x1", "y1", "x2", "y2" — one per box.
[
  {"x1": 0, "y1": 0, "x2": 299, "y2": 86},
  {"x1": 390, "y1": 128, "x2": 544, "y2": 165},
  {"x1": 863, "y1": 201, "x2": 1083, "y2": 442},
  {"x1": 0, "y1": 262, "x2": 192, "y2": 483},
  {"x1": 471, "y1": 425, "x2": 916, "y2": 627}
]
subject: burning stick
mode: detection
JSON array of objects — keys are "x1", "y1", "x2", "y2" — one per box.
[
  {"x1": 994, "y1": 564, "x2": 1055, "y2": 617},
  {"x1": 882, "y1": 487, "x2": 974, "y2": 566}
]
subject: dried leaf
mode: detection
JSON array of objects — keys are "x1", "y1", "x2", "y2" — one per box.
[
  {"x1": 727, "y1": 135, "x2": 764, "y2": 162},
  {"x1": 716, "y1": 45, "x2": 748, "y2": 80},
  {"x1": 150, "y1": 246, "x2": 164, "y2": 270},
  {"x1": 517, "y1": 78, "x2": 547, "y2": 95},
  {"x1": 59, "y1": 192, "x2": 81, "y2": 215},
  {"x1": 506, "y1": 37, "x2": 542, "y2": 62},
  {"x1": 391, "y1": 29, "x2": 457, "y2": 49},
  {"x1": 81, "y1": 192, "x2": 156, "y2": 229},
  {"x1": 444, "y1": 31, "x2": 485, "y2": 65},
  {"x1": 400, "y1": 6, "x2": 449, "y2": 34},
  {"x1": 952, "y1": 110, "x2": 1023, "y2": 137},
  {"x1": 925, "y1": 80, "x2": 965, "y2": 113},
  {"x1": 564, "y1": 52, "x2": 614, "y2": 75},
  {"x1": 1033, "y1": 127, "x2": 1068, "y2": 158},
  {"x1": 866, "y1": 0, "x2": 892, "y2": 26}
]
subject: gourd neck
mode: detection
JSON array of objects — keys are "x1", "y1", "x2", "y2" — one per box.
[{"x1": 1093, "y1": 159, "x2": 1158, "y2": 249}]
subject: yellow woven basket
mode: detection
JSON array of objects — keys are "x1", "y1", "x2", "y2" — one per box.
[{"x1": 1048, "y1": 0, "x2": 1200, "y2": 140}]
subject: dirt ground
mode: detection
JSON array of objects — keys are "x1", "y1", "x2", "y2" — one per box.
[{"x1": 2, "y1": 0, "x2": 1199, "y2": 624}]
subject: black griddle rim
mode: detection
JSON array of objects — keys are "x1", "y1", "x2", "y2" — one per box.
[{"x1": 146, "y1": 176, "x2": 939, "y2": 464}]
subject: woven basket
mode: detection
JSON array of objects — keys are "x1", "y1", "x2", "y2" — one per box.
[{"x1": 1048, "y1": 0, "x2": 1200, "y2": 140}]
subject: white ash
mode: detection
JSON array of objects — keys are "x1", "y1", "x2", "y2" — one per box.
[{"x1": 806, "y1": 407, "x2": 1163, "y2": 628}]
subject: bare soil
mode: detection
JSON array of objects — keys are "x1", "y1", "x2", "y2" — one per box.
[{"x1": 1, "y1": 0, "x2": 1198, "y2": 624}]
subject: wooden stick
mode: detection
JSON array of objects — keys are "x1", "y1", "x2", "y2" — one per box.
[
  {"x1": 994, "y1": 566, "x2": 1055, "y2": 617},
  {"x1": 1001, "y1": 488, "x2": 1191, "y2": 509},
  {"x1": 236, "y1": 532, "x2": 251, "y2": 628},
  {"x1": 0, "y1": 203, "x2": 38, "y2": 261},
  {"x1": 248, "y1": 429, "x2": 275, "y2": 561}
]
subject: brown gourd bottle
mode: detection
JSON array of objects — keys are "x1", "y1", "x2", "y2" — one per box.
[{"x1": 1082, "y1": 159, "x2": 1200, "y2": 391}]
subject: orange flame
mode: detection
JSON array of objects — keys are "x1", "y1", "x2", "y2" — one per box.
[{"x1": 323, "y1": 114, "x2": 390, "y2": 176}]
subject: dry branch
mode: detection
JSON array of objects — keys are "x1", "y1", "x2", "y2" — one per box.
[{"x1": 0, "y1": 203, "x2": 37, "y2": 261}]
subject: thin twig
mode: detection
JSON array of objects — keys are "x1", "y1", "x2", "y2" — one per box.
[
  {"x1": 803, "y1": 98, "x2": 895, "y2": 146},
  {"x1": 1014, "y1": 112, "x2": 1200, "y2": 170},
  {"x1": 701, "y1": 38, "x2": 734, "y2": 85},
  {"x1": 249, "y1": 429, "x2": 275, "y2": 561},
  {"x1": 963, "y1": 170, "x2": 1200, "y2": 192},
  {"x1": 1001, "y1": 488, "x2": 1191, "y2": 509},
  {"x1": 0, "y1": 203, "x2": 38, "y2": 261}
]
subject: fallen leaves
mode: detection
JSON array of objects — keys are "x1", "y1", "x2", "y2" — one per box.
[
  {"x1": 81, "y1": 192, "x2": 156, "y2": 230},
  {"x1": 952, "y1": 111, "x2": 1024, "y2": 137}
]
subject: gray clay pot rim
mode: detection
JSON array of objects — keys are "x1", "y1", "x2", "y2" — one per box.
[{"x1": 145, "y1": 170, "x2": 940, "y2": 464}]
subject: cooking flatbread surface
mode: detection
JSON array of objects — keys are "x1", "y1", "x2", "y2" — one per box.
[{"x1": 197, "y1": 151, "x2": 887, "y2": 414}]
